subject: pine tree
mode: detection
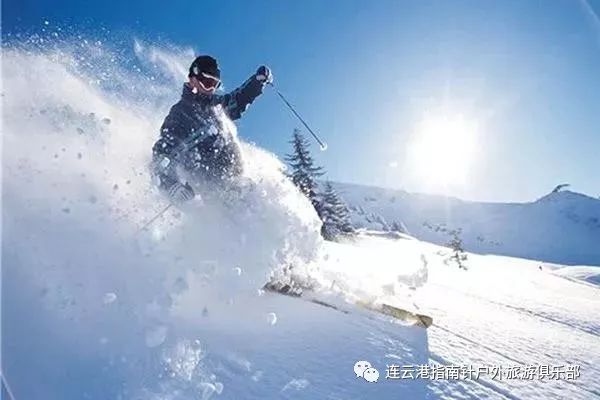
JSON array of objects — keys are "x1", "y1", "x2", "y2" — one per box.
[
  {"x1": 285, "y1": 129, "x2": 324, "y2": 210},
  {"x1": 446, "y1": 228, "x2": 468, "y2": 270},
  {"x1": 319, "y1": 181, "x2": 355, "y2": 240},
  {"x1": 390, "y1": 220, "x2": 406, "y2": 234}
]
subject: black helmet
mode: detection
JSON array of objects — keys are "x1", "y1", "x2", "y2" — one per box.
[{"x1": 188, "y1": 55, "x2": 220, "y2": 79}]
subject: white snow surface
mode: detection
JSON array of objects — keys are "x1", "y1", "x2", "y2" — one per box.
[{"x1": 2, "y1": 37, "x2": 599, "y2": 400}]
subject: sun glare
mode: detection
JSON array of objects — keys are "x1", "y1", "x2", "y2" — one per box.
[{"x1": 407, "y1": 113, "x2": 479, "y2": 186}]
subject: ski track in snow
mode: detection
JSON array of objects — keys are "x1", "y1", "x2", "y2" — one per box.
[
  {"x1": 3, "y1": 35, "x2": 599, "y2": 400},
  {"x1": 308, "y1": 237, "x2": 600, "y2": 400}
]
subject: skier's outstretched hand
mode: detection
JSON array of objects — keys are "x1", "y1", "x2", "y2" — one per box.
[
  {"x1": 168, "y1": 182, "x2": 195, "y2": 204},
  {"x1": 256, "y1": 65, "x2": 273, "y2": 84}
]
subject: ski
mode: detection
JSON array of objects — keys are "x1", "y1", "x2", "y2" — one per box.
[
  {"x1": 263, "y1": 283, "x2": 433, "y2": 329},
  {"x1": 357, "y1": 301, "x2": 433, "y2": 329}
]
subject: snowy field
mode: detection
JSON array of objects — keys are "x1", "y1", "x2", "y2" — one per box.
[
  {"x1": 4, "y1": 230, "x2": 599, "y2": 399},
  {"x1": 2, "y1": 36, "x2": 599, "y2": 400}
]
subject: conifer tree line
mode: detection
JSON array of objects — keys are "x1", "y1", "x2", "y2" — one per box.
[{"x1": 285, "y1": 128, "x2": 355, "y2": 240}]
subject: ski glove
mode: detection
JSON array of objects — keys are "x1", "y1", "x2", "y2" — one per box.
[
  {"x1": 256, "y1": 65, "x2": 273, "y2": 84},
  {"x1": 168, "y1": 182, "x2": 195, "y2": 203}
]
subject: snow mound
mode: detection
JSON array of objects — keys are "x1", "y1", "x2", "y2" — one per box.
[{"x1": 550, "y1": 265, "x2": 600, "y2": 286}]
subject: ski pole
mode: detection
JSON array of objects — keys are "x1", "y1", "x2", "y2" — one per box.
[
  {"x1": 268, "y1": 82, "x2": 328, "y2": 151},
  {"x1": 137, "y1": 203, "x2": 172, "y2": 233},
  {"x1": 2, "y1": 373, "x2": 16, "y2": 400}
]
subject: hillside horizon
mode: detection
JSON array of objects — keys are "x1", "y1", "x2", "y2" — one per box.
[{"x1": 328, "y1": 181, "x2": 600, "y2": 266}]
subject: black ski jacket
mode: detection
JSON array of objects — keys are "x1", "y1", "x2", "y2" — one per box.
[{"x1": 152, "y1": 74, "x2": 265, "y2": 191}]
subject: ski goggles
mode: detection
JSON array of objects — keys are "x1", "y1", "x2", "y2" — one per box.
[{"x1": 197, "y1": 72, "x2": 221, "y2": 91}]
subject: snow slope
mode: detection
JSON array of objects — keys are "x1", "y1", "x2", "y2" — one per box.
[
  {"x1": 5, "y1": 229, "x2": 599, "y2": 399},
  {"x1": 333, "y1": 182, "x2": 600, "y2": 266},
  {"x1": 3, "y1": 34, "x2": 599, "y2": 400},
  {"x1": 311, "y1": 235, "x2": 600, "y2": 399}
]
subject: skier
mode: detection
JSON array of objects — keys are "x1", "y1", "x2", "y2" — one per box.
[{"x1": 151, "y1": 55, "x2": 273, "y2": 203}]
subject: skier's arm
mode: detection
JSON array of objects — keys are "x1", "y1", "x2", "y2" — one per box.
[
  {"x1": 151, "y1": 104, "x2": 190, "y2": 191},
  {"x1": 220, "y1": 66, "x2": 272, "y2": 121}
]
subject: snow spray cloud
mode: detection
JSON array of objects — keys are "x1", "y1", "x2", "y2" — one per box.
[{"x1": 2, "y1": 32, "x2": 322, "y2": 399}]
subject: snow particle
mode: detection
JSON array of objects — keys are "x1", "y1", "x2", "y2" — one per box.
[
  {"x1": 198, "y1": 382, "x2": 220, "y2": 398},
  {"x1": 267, "y1": 312, "x2": 277, "y2": 325},
  {"x1": 61, "y1": 207, "x2": 71, "y2": 213},
  {"x1": 103, "y1": 292, "x2": 117, "y2": 304},
  {"x1": 251, "y1": 371, "x2": 264, "y2": 382},
  {"x1": 101, "y1": 117, "x2": 111, "y2": 125},
  {"x1": 281, "y1": 378, "x2": 310, "y2": 392},
  {"x1": 77, "y1": 152, "x2": 83, "y2": 159},
  {"x1": 214, "y1": 382, "x2": 224, "y2": 394},
  {"x1": 113, "y1": 184, "x2": 119, "y2": 191}
]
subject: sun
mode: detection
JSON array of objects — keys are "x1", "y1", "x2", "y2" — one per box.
[{"x1": 407, "y1": 112, "x2": 479, "y2": 186}]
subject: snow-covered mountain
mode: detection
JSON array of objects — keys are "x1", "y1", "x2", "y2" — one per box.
[{"x1": 332, "y1": 182, "x2": 600, "y2": 266}]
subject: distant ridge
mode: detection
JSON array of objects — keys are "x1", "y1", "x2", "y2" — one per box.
[{"x1": 330, "y1": 183, "x2": 600, "y2": 266}]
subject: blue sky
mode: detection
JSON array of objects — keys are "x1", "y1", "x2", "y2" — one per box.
[{"x1": 4, "y1": 0, "x2": 600, "y2": 202}]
